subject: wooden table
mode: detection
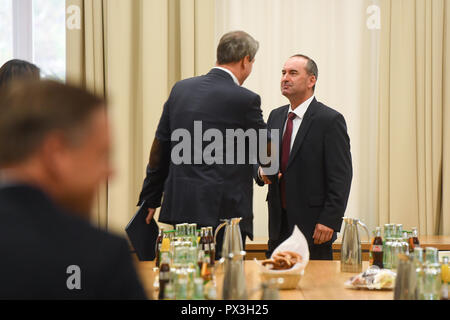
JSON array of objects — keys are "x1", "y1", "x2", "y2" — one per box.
[
  {"x1": 135, "y1": 260, "x2": 393, "y2": 300},
  {"x1": 246, "y1": 235, "x2": 450, "y2": 261}
]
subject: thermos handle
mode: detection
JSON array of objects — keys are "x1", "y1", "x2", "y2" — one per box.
[
  {"x1": 214, "y1": 220, "x2": 228, "y2": 246},
  {"x1": 357, "y1": 220, "x2": 370, "y2": 243}
]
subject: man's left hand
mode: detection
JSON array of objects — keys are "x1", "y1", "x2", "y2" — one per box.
[{"x1": 313, "y1": 223, "x2": 334, "y2": 245}]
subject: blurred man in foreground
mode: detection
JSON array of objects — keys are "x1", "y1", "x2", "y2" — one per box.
[{"x1": 0, "y1": 80, "x2": 147, "y2": 299}]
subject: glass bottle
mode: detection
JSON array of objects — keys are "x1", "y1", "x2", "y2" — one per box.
[
  {"x1": 163, "y1": 282, "x2": 175, "y2": 300},
  {"x1": 176, "y1": 276, "x2": 188, "y2": 300},
  {"x1": 201, "y1": 254, "x2": 213, "y2": 283},
  {"x1": 197, "y1": 229, "x2": 201, "y2": 245},
  {"x1": 421, "y1": 247, "x2": 441, "y2": 300},
  {"x1": 401, "y1": 231, "x2": 410, "y2": 255},
  {"x1": 192, "y1": 277, "x2": 205, "y2": 300},
  {"x1": 409, "y1": 227, "x2": 420, "y2": 253},
  {"x1": 391, "y1": 224, "x2": 403, "y2": 269},
  {"x1": 175, "y1": 224, "x2": 182, "y2": 238},
  {"x1": 188, "y1": 223, "x2": 197, "y2": 247},
  {"x1": 158, "y1": 252, "x2": 171, "y2": 300},
  {"x1": 441, "y1": 256, "x2": 449, "y2": 300},
  {"x1": 200, "y1": 227, "x2": 207, "y2": 253},
  {"x1": 155, "y1": 228, "x2": 164, "y2": 268},
  {"x1": 383, "y1": 224, "x2": 393, "y2": 269},
  {"x1": 369, "y1": 230, "x2": 375, "y2": 266},
  {"x1": 204, "y1": 276, "x2": 217, "y2": 300},
  {"x1": 207, "y1": 226, "x2": 216, "y2": 265},
  {"x1": 370, "y1": 227, "x2": 383, "y2": 268},
  {"x1": 197, "y1": 249, "x2": 205, "y2": 274},
  {"x1": 160, "y1": 232, "x2": 171, "y2": 263},
  {"x1": 413, "y1": 247, "x2": 424, "y2": 299}
]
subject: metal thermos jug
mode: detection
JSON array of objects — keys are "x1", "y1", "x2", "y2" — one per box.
[
  {"x1": 214, "y1": 218, "x2": 247, "y2": 300},
  {"x1": 340, "y1": 217, "x2": 370, "y2": 273},
  {"x1": 214, "y1": 217, "x2": 244, "y2": 258}
]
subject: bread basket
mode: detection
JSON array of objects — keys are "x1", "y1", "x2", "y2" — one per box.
[
  {"x1": 258, "y1": 266, "x2": 305, "y2": 289},
  {"x1": 255, "y1": 226, "x2": 310, "y2": 290}
]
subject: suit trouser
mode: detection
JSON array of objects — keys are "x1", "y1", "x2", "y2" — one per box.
[{"x1": 266, "y1": 209, "x2": 333, "y2": 260}]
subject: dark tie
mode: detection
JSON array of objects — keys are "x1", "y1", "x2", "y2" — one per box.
[{"x1": 280, "y1": 112, "x2": 296, "y2": 209}]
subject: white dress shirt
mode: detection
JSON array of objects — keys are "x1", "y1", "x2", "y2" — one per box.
[
  {"x1": 283, "y1": 95, "x2": 315, "y2": 151},
  {"x1": 213, "y1": 67, "x2": 240, "y2": 86}
]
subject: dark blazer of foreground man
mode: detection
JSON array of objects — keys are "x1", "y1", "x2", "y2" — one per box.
[
  {"x1": 0, "y1": 80, "x2": 146, "y2": 300},
  {"x1": 256, "y1": 55, "x2": 353, "y2": 260},
  {"x1": 138, "y1": 31, "x2": 267, "y2": 249}
]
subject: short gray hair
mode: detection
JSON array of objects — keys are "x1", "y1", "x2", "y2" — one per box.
[
  {"x1": 217, "y1": 31, "x2": 259, "y2": 65},
  {"x1": 291, "y1": 54, "x2": 318, "y2": 90}
]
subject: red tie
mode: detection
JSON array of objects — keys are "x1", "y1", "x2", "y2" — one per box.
[{"x1": 280, "y1": 112, "x2": 296, "y2": 209}]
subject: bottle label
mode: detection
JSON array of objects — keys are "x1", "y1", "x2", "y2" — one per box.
[
  {"x1": 210, "y1": 243, "x2": 215, "y2": 251},
  {"x1": 159, "y1": 271, "x2": 170, "y2": 281},
  {"x1": 372, "y1": 245, "x2": 383, "y2": 252}
]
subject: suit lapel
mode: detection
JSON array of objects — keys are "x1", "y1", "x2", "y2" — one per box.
[{"x1": 287, "y1": 98, "x2": 318, "y2": 170}]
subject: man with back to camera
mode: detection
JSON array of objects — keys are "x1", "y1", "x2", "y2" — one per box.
[
  {"x1": 256, "y1": 54, "x2": 353, "y2": 260},
  {"x1": 138, "y1": 31, "x2": 272, "y2": 257},
  {"x1": 0, "y1": 80, "x2": 147, "y2": 299}
]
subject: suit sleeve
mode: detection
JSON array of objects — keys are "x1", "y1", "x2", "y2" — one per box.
[
  {"x1": 137, "y1": 99, "x2": 171, "y2": 209},
  {"x1": 318, "y1": 114, "x2": 353, "y2": 231},
  {"x1": 245, "y1": 94, "x2": 266, "y2": 131},
  {"x1": 253, "y1": 109, "x2": 274, "y2": 187},
  {"x1": 101, "y1": 239, "x2": 149, "y2": 300}
]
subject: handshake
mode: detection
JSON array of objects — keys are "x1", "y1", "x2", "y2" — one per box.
[{"x1": 258, "y1": 167, "x2": 282, "y2": 185}]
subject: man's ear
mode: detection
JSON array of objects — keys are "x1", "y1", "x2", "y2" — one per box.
[
  {"x1": 309, "y1": 75, "x2": 317, "y2": 89},
  {"x1": 241, "y1": 55, "x2": 251, "y2": 69},
  {"x1": 39, "y1": 133, "x2": 68, "y2": 179}
]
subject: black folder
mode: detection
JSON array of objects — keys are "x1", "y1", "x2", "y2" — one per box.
[{"x1": 125, "y1": 201, "x2": 159, "y2": 261}]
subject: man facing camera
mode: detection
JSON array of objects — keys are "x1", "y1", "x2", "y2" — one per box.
[
  {"x1": 138, "y1": 31, "x2": 268, "y2": 257},
  {"x1": 0, "y1": 80, "x2": 146, "y2": 299},
  {"x1": 257, "y1": 55, "x2": 353, "y2": 260}
]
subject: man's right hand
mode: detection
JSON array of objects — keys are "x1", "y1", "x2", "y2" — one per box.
[
  {"x1": 145, "y1": 208, "x2": 156, "y2": 224},
  {"x1": 259, "y1": 167, "x2": 282, "y2": 184}
]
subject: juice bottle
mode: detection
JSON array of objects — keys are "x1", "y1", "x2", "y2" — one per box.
[{"x1": 441, "y1": 256, "x2": 449, "y2": 300}]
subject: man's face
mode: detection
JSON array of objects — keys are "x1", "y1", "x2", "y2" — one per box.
[
  {"x1": 50, "y1": 108, "x2": 112, "y2": 217},
  {"x1": 281, "y1": 56, "x2": 315, "y2": 99}
]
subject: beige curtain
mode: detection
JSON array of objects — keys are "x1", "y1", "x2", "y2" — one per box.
[
  {"x1": 66, "y1": 0, "x2": 215, "y2": 235},
  {"x1": 66, "y1": 0, "x2": 108, "y2": 229},
  {"x1": 378, "y1": 0, "x2": 450, "y2": 235}
]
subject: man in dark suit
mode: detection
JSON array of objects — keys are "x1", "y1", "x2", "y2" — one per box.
[
  {"x1": 0, "y1": 80, "x2": 147, "y2": 299},
  {"x1": 256, "y1": 54, "x2": 353, "y2": 260},
  {"x1": 138, "y1": 31, "x2": 268, "y2": 256}
]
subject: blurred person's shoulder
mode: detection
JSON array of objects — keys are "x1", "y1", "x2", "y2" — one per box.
[{"x1": 0, "y1": 184, "x2": 145, "y2": 299}]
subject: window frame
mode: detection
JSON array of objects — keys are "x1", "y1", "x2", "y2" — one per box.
[{"x1": 12, "y1": 0, "x2": 33, "y2": 62}]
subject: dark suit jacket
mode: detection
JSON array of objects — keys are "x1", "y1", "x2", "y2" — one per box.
[
  {"x1": 256, "y1": 98, "x2": 352, "y2": 251},
  {"x1": 138, "y1": 68, "x2": 267, "y2": 239},
  {"x1": 0, "y1": 184, "x2": 147, "y2": 300}
]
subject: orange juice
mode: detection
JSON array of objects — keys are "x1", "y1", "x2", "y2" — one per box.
[{"x1": 442, "y1": 259, "x2": 450, "y2": 283}]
